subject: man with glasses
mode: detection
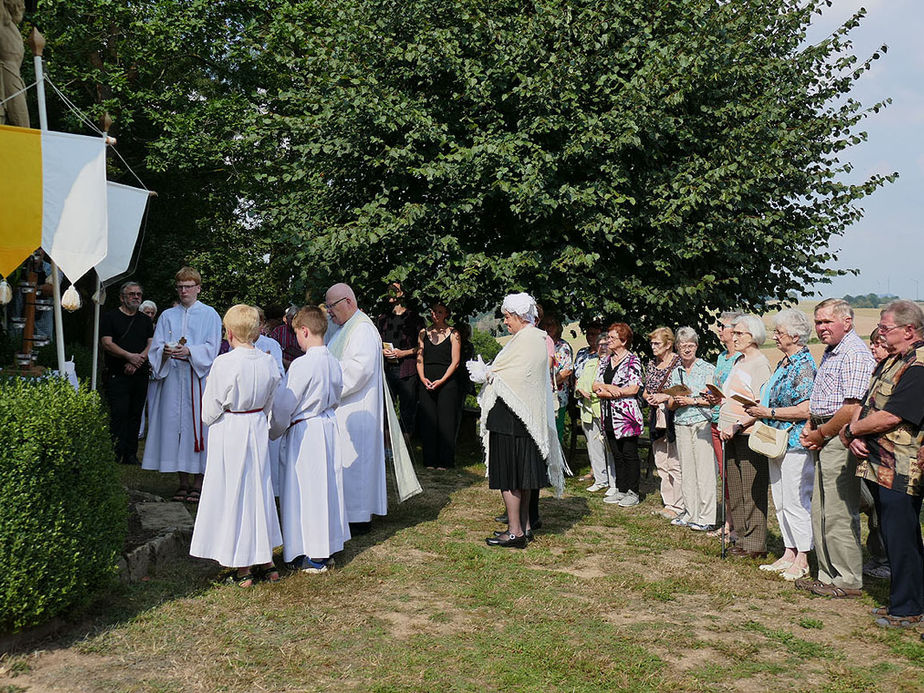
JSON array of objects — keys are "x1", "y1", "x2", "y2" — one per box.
[
  {"x1": 100, "y1": 281, "x2": 154, "y2": 465},
  {"x1": 796, "y1": 298, "x2": 874, "y2": 598},
  {"x1": 842, "y1": 300, "x2": 924, "y2": 627},
  {"x1": 142, "y1": 267, "x2": 222, "y2": 504}
]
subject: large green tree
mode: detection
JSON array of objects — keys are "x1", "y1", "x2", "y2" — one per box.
[{"x1": 30, "y1": 0, "x2": 893, "y2": 341}]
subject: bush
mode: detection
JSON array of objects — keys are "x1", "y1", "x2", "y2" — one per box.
[
  {"x1": 470, "y1": 327, "x2": 502, "y2": 363},
  {"x1": 0, "y1": 377, "x2": 126, "y2": 631}
]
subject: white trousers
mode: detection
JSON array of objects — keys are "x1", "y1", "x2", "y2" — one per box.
[
  {"x1": 675, "y1": 421, "x2": 716, "y2": 525},
  {"x1": 769, "y1": 448, "x2": 814, "y2": 551},
  {"x1": 653, "y1": 437, "x2": 684, "y2": 513},
  {"x1": 582, "y1": 418, "x2": 612, "y2": 485}
]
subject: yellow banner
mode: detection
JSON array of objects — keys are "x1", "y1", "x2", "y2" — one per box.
[{"x1": 0, "y1": 125, "x2": 43, "y2": 277}]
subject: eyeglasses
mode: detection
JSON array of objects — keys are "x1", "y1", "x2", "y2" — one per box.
[
  {"x1": 124, "y1": 291, "x2": 142, "y2": 297},
  {"x1": 718, "y1": 323, "x2": 734, "y2": 330},
  {"x1": 176, "y1": 284, "x2": 198, "y2": 292},
  {"x1": 876, "y1": 323, "x2": 907, "y2": 335},
  {"x1": 325, "y1": 297, "x2": 348, "y2": 311},
  {"x1": 732, "y1": 330, "x2": 751, "y2": 336}
]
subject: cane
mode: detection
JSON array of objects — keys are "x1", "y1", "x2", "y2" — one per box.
[{"x1": 720, "y1": 437, "x2": 728, "y2": 559}]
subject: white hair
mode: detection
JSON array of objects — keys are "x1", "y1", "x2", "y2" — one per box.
[
  {"x1": 674, "y1": 326, "x2": 699, "y2": 346},
  {"x1": 735, "y1": 314, "x2": 766, "y2": 347},
  {"x1": 139, "y1": 300, "x2": 157, "y2": 314},
  {"x1": 501, "y1": 292, "x2": 538, "y2": 325},
  {"x1": 773, "y1": 309, "x2": 812, "y2": 346}
]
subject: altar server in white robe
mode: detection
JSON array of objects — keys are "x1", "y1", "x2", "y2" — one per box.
[
  {"x1": 255, "y1": 307, "x2": 286, "y2": 495},
  {"x1": 143, "y1": 267, "x2": 222, "y2": 503},
  {"x1": 270, "y1": 305, "x2": 349, "y2": 572},
  {"x1": 190, "y1": 304, "x2": 283, "y2": 586},
  {"x1": 325, "y1": 283, "x2": 388, "y2": 530}
]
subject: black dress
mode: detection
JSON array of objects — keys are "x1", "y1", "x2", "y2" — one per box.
[
  {"x1": 486, "y1": 398, "x2": 548, "y2": 491},
  {"x1": 418, "y1": 332, "x2": 460, "y2": 468}
]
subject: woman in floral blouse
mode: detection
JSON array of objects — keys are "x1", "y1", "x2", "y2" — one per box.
[
  {"x1": 744, "y1": 309, "x2": 816, "y2": 580},
  {"x1": 593, "y1": 323, "x2": 644, "y2": 507}
]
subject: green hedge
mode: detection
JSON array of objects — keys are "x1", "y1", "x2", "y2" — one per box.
[{"x1": 0, "y1": 377, "x2": 126, "y2": 631}]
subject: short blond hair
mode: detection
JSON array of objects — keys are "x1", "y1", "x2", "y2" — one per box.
[
  {"x1": 223, "y1": 304, "x2": 260, "y2": 344},
  {"x1": 292, "y1": 305, "x2": 328, "y2": 338},
  {"x1": 175, "y1": 266, "x2": 202, "y2": 285},
  {"x1": 647, "y1": 326, "x2": 675, "y2": 345}
]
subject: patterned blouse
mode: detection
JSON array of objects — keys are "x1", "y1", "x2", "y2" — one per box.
[
  {"x1": 597, "y1": 352, "x2": 644, "y2": 438},
  {"x1": 668, "y1": 358, "x2": 716, "y2": 426},
  {"x1": 552, "y1": 338, "x2": 574, "y2": 409},
  {"x1": 764, "y1": 347, "x2": 816, "y2": 450}
]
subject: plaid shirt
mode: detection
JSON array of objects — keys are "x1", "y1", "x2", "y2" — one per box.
[{"x1": 809, "y1": 329, "x2": 874, "y2": 416}]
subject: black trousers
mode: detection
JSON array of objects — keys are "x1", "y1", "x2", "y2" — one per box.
[
  {"x1": 607, "y1": 434, "x2": 640, "y2": 494},
  {"x1": 418, "y1": 378, "x2": 460, "y2": 468},
  {"x1": 872, "y1": 483, "x2": 924, "y2": 617},
  {"x1": 106, "y1": 372, "x2": 149, "y2": 461},
  {"x1": 385, "y1": 365, "x2": 419, "y2": 435}
]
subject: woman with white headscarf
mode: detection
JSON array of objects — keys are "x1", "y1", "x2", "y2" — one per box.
[{"x1": 468, "y1": 293, "x2": 565, "y2": 548}]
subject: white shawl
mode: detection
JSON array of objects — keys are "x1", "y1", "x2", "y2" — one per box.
[{"x1": 478, "y1": 324, "x2": 565, "y2": 496}]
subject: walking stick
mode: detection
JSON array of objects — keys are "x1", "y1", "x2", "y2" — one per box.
[{"x1": 720, "y1": 438, "x2": 727, "y2": 559}]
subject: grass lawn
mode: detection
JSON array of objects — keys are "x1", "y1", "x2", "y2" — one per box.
[{"x1": 2, "y1": 432, "x2": 923, "y2": 692}]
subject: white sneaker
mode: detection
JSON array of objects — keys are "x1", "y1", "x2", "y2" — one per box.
[
  {"x1": 604, "y1": 487, "x2": 620, "y2": 498},
  {"x1": 586, "y1": 482, "x2": 607, "y2": 492},
  {"x1": 603, "y1": 492, "x2": 623, "y2": 504},
  {"x1": 617, "y1": 490, "x2": 640, "y2": 507}
]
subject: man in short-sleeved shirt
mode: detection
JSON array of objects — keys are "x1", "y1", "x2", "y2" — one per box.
[
  {"x1": 101, "y1": 281, "x2": 154, "y2": 465},
  {"x1": 844, "y1": 300, "x2": 924, "y2": 624},
  {"x1": 797, "y1": 298, "x2": 875, "y2": 597}
]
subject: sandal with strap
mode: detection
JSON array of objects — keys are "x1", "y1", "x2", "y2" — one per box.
[
  {"x1": 224, "y1": 571, "x2": 255, "y2": 588},
  {"x1": 185, "y1": 489, "x2": 201, "y2": 504},
  {"x1": 875, "y1": 613, "x2": 923, "y2": 628},
  {"x1": 172, "y1": 488, "x2": 189, "y2": 502},
  {"x1": 258, "y1": 563, "x2": 280, "y2": 583}
]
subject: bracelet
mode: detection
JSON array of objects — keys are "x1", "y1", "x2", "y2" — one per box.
[{"x1": 771, "y1": 408, "x2": 776, "y2": 419}]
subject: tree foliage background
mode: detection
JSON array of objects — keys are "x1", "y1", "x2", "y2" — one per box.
[{"x1": 27, "y1": 0, "x2": 893, "y2": 342}]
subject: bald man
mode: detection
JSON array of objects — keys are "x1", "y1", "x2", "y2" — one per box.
[{"x1": 325, "y1": 283, "x2": 388, "y2": 531}]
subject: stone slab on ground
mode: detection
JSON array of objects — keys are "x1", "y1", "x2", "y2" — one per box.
[{"x1": 135, "y1": 501, "x2": 194, "y2": 532}]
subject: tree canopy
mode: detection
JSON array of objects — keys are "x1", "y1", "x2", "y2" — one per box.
[{"x1": 29, "y1": 0, "x2": 893, "y2": 338}]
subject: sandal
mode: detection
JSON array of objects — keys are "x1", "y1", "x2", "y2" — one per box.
[
  {"x1": 258, "y1": 563, "x2": 280, "y2": 583},
  {"x1": 185, "y1": 489, "x2": 201, "y2": 504},
  {"x1": 875, "y1": 613, "x2": 923, "y2": 628},
  {"x1": 225, "y1": 571, "x2": 255, "y2": 588},
  {"x1": 810, "y1": 583, "x2": 863, "y2": 599},
  {"x1": 172, "y1": 488, "x2": 189, "y2": 502}
]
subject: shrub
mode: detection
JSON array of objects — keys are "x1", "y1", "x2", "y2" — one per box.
[
  {"x1": 470, "y1": 327, "x2": 501, "y2": 363},
  {"x1": 0, "y1": 376, "x2": 126, "y2": 631}
]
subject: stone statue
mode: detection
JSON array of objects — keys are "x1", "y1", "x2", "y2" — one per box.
[{"x1": 0, "y1": 0, "x2": 29, "y2": 127}]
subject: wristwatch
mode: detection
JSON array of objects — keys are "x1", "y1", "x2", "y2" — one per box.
[
  {"x1": 844, "y1": 424, "x2": 857, "y2": 441},
  {"x1": 770, "y1": 408, "x2": 776, "y2": 419}
]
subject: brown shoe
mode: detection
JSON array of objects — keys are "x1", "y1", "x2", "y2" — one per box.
[
  {"x1": 795, "y1": 577, "x2": 825, "y2": 591},
  {"x1": 810, "y1": 583, "x2": 862, "y2": 599},
  {"x1": 729, "y1": 546, "x2": 767, "y2": 559}
]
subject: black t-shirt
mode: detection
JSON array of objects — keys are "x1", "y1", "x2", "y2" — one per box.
[{"x1": 100, "y1": 309, "x2": 154, "y2": 374}]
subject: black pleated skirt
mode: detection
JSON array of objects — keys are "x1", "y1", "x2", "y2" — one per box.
[{"x1": 486, "y1": 398, "x2": 549, "y2": 491}]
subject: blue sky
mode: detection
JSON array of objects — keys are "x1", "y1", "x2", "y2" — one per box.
[{"x1": 804, "y1": 0, "x2": 924, "y2": 299}]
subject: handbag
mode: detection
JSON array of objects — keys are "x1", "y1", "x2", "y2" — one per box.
[{"x1": 748, "y1": 420, "x2": 792, "y2": 459}]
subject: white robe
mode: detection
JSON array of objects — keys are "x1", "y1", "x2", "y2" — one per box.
[
  {"x1": 190, "y1": 348, "x2": 282, "y2": 567},
  {"x1": 256, "y1": 334, "x2": 285, "y2": 494},
  {"x1": 142, "y1": 301, "x2": 222, "y2": 474},
  {"x1": 270, "y1": 345, "x2": 350, "y2": 560},
  {"x1": 326, "y1": 311, "x2": 388, "y2": 523}
]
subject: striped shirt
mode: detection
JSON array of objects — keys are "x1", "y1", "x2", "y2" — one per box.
[{"x1": 809, "y1": 329, "x2": 875, "y2": 417}]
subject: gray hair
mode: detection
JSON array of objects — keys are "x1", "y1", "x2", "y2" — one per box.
[
  {"x1": 674, "y1": 326, "x2": 699, "y2": 346},
  {"x1": 735, "y1": 314, "x2": 766, "y2": 347},
  {"x1": 815, "y1": 297, "x2": 854, "y2": 320},
  {"x1": 120, "y1": 281, "x2": 142, "y2": 296},
  {"x1": 882, "y1": 299, "x2": 924, "y2": 335},
  {"x1": 139, "y1": 300, "x2": 157, "y2": 314},
  {"x1": 719, "y1": 310, "x2": 743, "y2": 325},
  {"x1": 772, "y1": 309, "x2": 812, "y2": 346}
]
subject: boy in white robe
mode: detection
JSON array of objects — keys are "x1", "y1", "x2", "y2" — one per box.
[
  {"x1": 270, "y1": 306, "x2": 349, "y2": 573},
  {"x1": 190, "y1": 305, "x2": 283, "y2": 586},
  {"x1": 142, "y1": 266, "x2": 222, "y2": 502}
]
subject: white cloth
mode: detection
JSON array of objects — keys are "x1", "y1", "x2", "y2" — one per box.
[
  {"x1": 500, "y1": 292, "x2": 538, "y2": 324},
  {"x1": 142, "y1": 301, "x2": 222, "y2": 474},
  {"x1": 326, "y1": 311, "x2": 388, "y2": 522},
  {"x1": 256, "y1": 334, "x2": 285, "y2": 493},
  {"x1": 270, "y1": 345, "x2": 350, "y2": 560},
  {"x1": 189, "y1": 348, "x2": 282, "y2": 567},
  {"x1": 769, "y1": 449, "x2": 814, "y2": 551},
  {"x1": 477, "y1": 323, "x2": 566, "y2": 496}
]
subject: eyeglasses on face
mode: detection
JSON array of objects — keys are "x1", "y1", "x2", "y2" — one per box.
[
  {"x1": 176, "y1": 284, "x2": 198, "y2": 291},
  {"x1": 732, "y1": 330, "x2": 750, "y2": 336},
  {"x1": 124, "y1": 291, "x2": 142, "y2": 297},
  {"x1": 325, "y1": 297, "x2": 348, "y2": 311},
  {"x1": 876, "y1": 323, "x2": 907, "y2": 335}
]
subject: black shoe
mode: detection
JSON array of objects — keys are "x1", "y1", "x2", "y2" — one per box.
[
  {"x1": 349, "y1": 521, "x2": 372, "y2": 535},
  {"x1": 123, "y1": 454, "x2": 140, "y2": 466},
  {"x1": 485, "y1": 532, "x2": 527, "y2": 548},
  {"x1": 525, "y1": 530, "x2": 534, "y2": 542},
  {"x1": 494, "y1": 513, "x2": 508, "y2": 523}
]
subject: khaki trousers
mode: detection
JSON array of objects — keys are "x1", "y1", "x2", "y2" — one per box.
[
  {"x1": 675, "y1": 421, "x2": 717, "y2": 526},
  {"x1": 811, "y1": 435, "x2": 862, "y2": 589},
  {"x1": 652, "y1": 437, "x2": 684, "y2": 513}
]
